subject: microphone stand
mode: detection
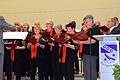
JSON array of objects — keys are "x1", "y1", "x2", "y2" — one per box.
[{"x1": 89, "y1": 29, "x2": 92, "y2": 80}]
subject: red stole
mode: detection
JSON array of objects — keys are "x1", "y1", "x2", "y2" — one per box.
[
  {"x1": 49, "y1": 29, "x2": 54, "y2": 51},
  {"x1": 31, "y1": 35, "x2": 40, "y2": 59},
  {"x1": 78, "y1": 43, "x2": 83, "y2": 58},
  {"x1": 10, "y1": 41, "x2": 16, "y2": 61},
  {"x1": 61, "y1": 46, "x2": 66, "y2": 63},
  {"x1": 31, "y1": 44, "x2": 37, "y2": 59}
]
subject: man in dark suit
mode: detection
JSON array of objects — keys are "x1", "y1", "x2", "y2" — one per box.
[
  {"x1": 107, "y1": 17, "x2": 120, "y2": 34},
  {"x1": 0, "y1": 16, "x2": 15, "y2": 80},
  {"x1": 113, "y1": 17, "x2": 120, "y2": 29}
]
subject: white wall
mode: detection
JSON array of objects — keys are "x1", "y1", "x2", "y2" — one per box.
[{"x1": 0, "y1": 0, "x2": 120, "y2": 29}]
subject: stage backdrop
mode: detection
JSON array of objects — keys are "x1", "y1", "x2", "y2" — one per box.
[{"x1": 0, "y1": 0, "x2": 120, "y2": 29}]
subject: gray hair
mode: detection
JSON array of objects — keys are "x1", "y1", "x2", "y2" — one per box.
[
  {"x1": 83, "y1": 15, "x2": 94, "y2": 22},
  {"x1": 45, "y1": 19, "x2": 54, "y2": 26},
  {"x1": 54, "y1": 24, "x2": 62, "y2": 30}
]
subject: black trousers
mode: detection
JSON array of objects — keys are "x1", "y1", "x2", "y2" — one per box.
[
  {"x1": 15, "y1": 51, "x2": 22, "y2": 80},
  {"x1": 59, "y1": 63, "x2": 65, "y2": 80},
  {"x1": 74, "y1": 54, "x2": 79, "y2": 72},
  {"x1": 44, "y1": 54, "x2": 53, "y2": 80},
  {"x1": 30, "y1": 58, "x2": 37, "y2": 80},
  {"x1": 51, "y1": 55, "x2": 59, "y2": 80},
  {"x1": 59, "y1": 62, "x2": 74, "y2": 80},
  {"x1": 65, "y1": 62, "x2": 74, "y2": 80},
  {"x1": 30, "y1": 58, "x2": 45, "y2": 80},
  {"x1": 4, "y1": 50, "x2": 12, "y2": 80},
  {"x1": 23, "y1": 49, "x2": 31, "y2": 77}
]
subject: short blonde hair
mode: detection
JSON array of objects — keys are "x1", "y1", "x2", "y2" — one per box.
[
  {"x1": 34, "y1": 22, "x2": 40, "y2": 26},
  {"x1": 45, "y1": 19, "x2": 54, "y2": 26},
  {"x1": 33, "y1": 22, "x2": 41, "y2": 30},
  {"x1": 54, "y1": 24, "x2": 62, "y2": 30},
  {"x1": 23, "y1": 23, "x2": 29, "y2": 27},
  {"x1": 14, "y1": 22, "x2": 21, "y2": 26}
]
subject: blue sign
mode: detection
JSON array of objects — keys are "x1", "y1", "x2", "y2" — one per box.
[{"x1": 100, "y1": 42, "x2": 119, "y2": 66}]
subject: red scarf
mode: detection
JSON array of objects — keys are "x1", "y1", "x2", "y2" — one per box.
[
  {"x1": 31, "y1": 44, "x2": 37, "y2": 59},
  {"x1": 11, "y1": 49, "x2": 15, "y2": 61},
  {"x1": 61, "y1": 46, "x2": 66, "y2": 63},
  {"x1": 49, "y1": 30, "x2": 53, "y2": 51},
  {"x1": 78, "y1": 43, "x2": 83, "y2": 58},
  {"x1": 31, "y1": 35, "x2": 40, "y2": 59},
  {"x1": 10, "y1": 41, "x2": 16, "y2": 61}
]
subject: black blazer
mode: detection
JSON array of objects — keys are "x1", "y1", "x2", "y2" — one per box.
[{"x1": 110, "y1": 27, "x2": 120, "y2": 34}]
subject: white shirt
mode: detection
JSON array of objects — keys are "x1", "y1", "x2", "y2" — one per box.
[{"x1": 109, "y1": 26, "x2": 116, "y2": 33}]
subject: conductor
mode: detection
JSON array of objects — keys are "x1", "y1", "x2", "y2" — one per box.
[{"x1": 0, "y1": 16, "x2": 15, "y2": 80}]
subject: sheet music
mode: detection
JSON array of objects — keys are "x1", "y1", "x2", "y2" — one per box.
[{"x1": 3, "y1": 32, "x2": 28, "y2": 40}]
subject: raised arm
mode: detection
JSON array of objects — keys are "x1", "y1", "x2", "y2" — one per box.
[{"x1": 0, "y1": 16, "x2": 15, "y2": 31}]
